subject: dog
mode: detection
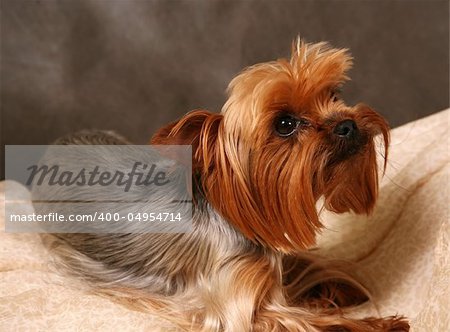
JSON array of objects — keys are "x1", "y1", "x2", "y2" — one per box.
[{"x1": 44, "y1": 38, "x2": 409, "y2": 331}]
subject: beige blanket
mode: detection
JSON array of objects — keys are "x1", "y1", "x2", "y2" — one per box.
[{"x1": 1, "y1": 109, "x2": 449, "y2": 331}]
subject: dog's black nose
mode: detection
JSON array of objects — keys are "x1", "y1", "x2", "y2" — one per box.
[{"x1": 333, "y1": 120, "x2": 358, "y2": 138}]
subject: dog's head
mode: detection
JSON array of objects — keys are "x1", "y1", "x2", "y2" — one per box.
[{"x1": 152, "y1": 39, "x2": 389, "y2": 253}]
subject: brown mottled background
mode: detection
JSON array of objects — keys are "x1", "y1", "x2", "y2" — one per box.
[{"x1": 1, "y1": 0, "x2": 449, "y2": 178}]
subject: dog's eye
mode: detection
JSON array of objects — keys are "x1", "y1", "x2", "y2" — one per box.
[{"x1": 274, "y1": 116, "x2": 299, "y2": 137}]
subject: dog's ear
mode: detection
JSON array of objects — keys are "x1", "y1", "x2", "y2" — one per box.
[{"x1": 151, "y1": 110, "x2": 222, "y2": 172}]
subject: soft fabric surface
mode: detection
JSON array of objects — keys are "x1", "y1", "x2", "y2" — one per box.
[{"x1": 1, "y1": 109, "x2": 449, "y2": 331}]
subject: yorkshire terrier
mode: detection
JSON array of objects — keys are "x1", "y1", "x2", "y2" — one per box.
[{"x1": 45, "y1": 39, "x2": 409, "y2": 331}]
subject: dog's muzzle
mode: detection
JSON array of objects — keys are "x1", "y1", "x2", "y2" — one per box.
[{"x1": 331, "y1": 119, "x2": 368, "y2": 160}]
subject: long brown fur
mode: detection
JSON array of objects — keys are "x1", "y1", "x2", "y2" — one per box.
[{"x1": 44, "y1": 38, "x2": 409, "y2": 331}]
